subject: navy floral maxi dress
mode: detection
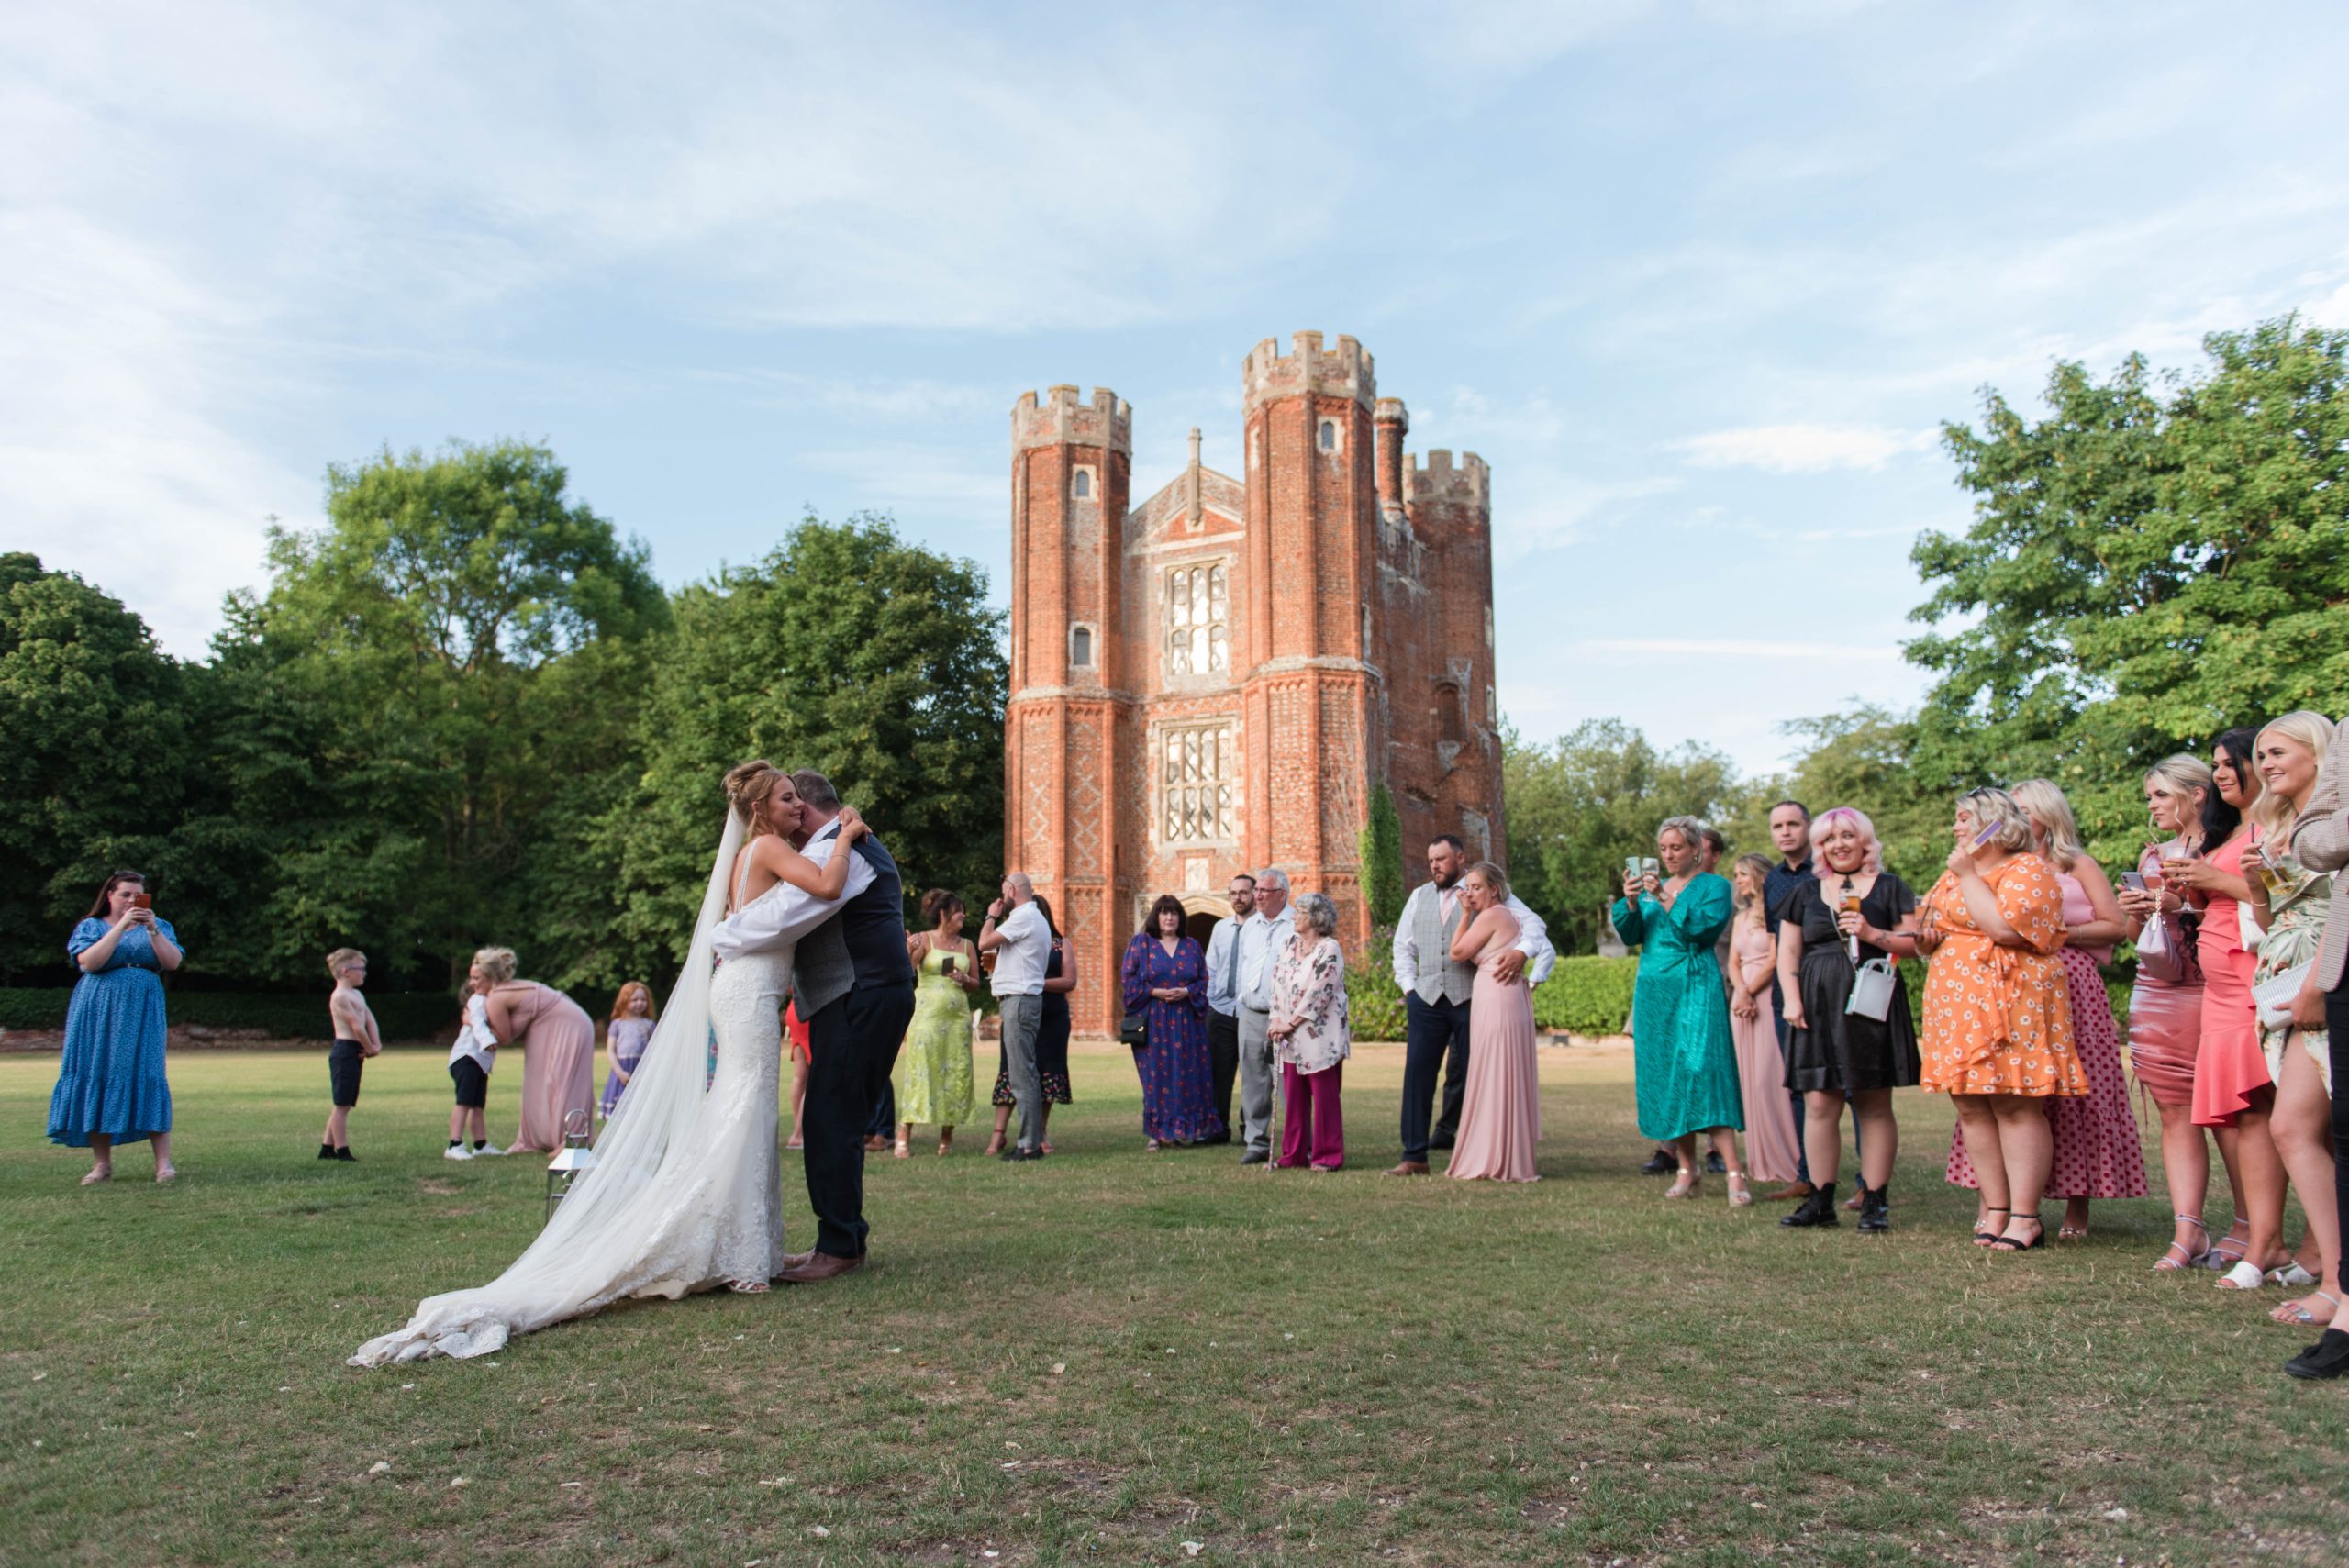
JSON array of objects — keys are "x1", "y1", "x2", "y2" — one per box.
[
  {"x1": 1120, "y1": 933, "x2": 1223, "y2": 1144},
  {"x1": 49, "y1": 917, "x2": 177, "y2": 1146}
]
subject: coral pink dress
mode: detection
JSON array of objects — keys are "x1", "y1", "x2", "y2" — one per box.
[
  {"x1": 2190, "y1": 833, "x2": 2268, "y2": 1128},
  {"x1": 1728, "y1": 917, "x2": 1801, "y2": 1183},
  {"x1": 1950, "y1": 873, "x2": 2146, "y2": 1197}
]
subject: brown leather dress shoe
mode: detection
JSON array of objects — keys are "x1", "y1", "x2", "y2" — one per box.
[
  {"x1": 1384, "y1": 1160, "x2": 1431, "y2": 1177},
  {"x1": 779, "y1": 1251, "x2": 866, "y2": 1284},
  {"x1": 1762, "y1": 1181, "x2": 1816, "y2": 1202},
  {"x1": 779, "y1": 1249, "x2": 816, "y2": 1273}
]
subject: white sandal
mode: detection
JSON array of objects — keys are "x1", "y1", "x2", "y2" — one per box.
[
  {"x1": 2216, "y1": 1260, "x2": 2266, "y2": 1291},
  {"x1": 2267, "y1": 1262, "x2": 2319, "y2": 1288},
  {"x1": 1725, "y1": 1170, "x2": 1753, "y2": 1207}
]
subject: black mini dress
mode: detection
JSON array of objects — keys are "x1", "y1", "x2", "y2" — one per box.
[{"x1": 1775, "y1": 873, "x2": 1922, "y2": 1093}]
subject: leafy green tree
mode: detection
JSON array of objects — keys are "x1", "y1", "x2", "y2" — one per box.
[
  {"x1": 1908, "y1": 316, "x2": 2349, "y2": 862},
  {"x1": 206, "y1": 439, "x2": 667, "y2": 986},
  {"x1": 1502, "y1": 718, "x2": 1756, "y2": 955},
  {"x1": 0, "y1": 555, "x2": 200, "y2": 981},
  {"x1": 598, "y1": 513, "x2": 1007, "y2": 984}
]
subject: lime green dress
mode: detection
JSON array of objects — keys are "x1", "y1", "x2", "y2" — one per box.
[{"x1": 894, "y1": 943, "x2": 975, "y2": 1127}]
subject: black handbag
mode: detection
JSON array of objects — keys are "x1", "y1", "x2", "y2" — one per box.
[{"x1": 1119, "y1": 1010, "x2": 1150, "y2": 1048}]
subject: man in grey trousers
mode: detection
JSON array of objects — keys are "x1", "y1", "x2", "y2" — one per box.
[
  {"x1": 1232, "y1": 867, "x2": 1294, "y2": 1166},
  {"x1": 977, "y1": 872, "x2": 1051, "y2": 1162}
]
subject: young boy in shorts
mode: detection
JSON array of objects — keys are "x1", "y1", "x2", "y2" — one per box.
[
  {"x1": 445, "y1": 977, "x2": 503, "y2": 1160},
  {"x1": 323, "y1": 949, "x2": 381, "y2": 1161}
]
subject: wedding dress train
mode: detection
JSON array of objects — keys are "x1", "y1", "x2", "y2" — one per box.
[{"x1": 351, "y1": 815, "x2": 788, "y2": 1366}]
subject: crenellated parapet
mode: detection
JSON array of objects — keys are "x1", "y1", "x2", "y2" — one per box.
[
  {"x1": 1406, "y1": 450, "x2": 1490, "y2": 509},
  {"x1": 1013, "y1": 384, "x2": 1133, "y2": 453},
  {"x1": 1242, "y1": 330, "x2": 1376, "y2": 412}
]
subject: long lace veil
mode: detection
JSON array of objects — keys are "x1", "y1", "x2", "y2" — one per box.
[
  {"x1": 349, "y1": 810, "x2": 743, "y2": 1365},
  {"x1": 524, "y1": 807, "x2": 741, "y2": 1255}
]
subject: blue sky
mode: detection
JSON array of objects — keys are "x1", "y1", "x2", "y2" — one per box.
[{"x1": 10, "y1": 1, "x2": 2348, "y2": 773}]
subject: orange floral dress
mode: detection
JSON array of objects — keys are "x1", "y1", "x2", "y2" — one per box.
[{"x1": 1918, "y1": 853, "x2": 2086, "y2": 1097}]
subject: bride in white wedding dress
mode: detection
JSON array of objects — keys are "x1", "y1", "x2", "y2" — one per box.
[{"x1": 351, "y1": 762, "x2": 864, "y2": 1366}]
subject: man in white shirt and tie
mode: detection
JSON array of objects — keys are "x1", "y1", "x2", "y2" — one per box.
[
  {"x1": 1200, "y1": 873, "x2": 1256, "y2": 1147},
  {"x1": 1386, "y1": 833, "x2": 1557, "y2": 1175},
  {"x1": 1232, "y1": 866, "x2": 1293, "y2": 1165}
]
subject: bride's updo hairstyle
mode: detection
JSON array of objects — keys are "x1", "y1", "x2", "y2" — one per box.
[{"x1": 723, "y1": 759, "x2": 790, "y2": 832}]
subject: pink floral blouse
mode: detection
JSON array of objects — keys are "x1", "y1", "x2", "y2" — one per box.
[{"x1": 1269, "y1": 934, "x2": 1350, "y2": 1075}]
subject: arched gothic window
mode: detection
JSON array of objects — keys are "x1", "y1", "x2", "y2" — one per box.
[
  {"x1": 1318, "y1": 419, "x2": 1338, "y2": 451},
  {"x1": 1072, "y1": 469, "x2": 1093, "y2": 499},
  {"x1": 1164, "y1": 562, "x2": 1230, "y2": 677},
  {"x1": 1070, "y1": 624, "x2": 1093, "y2": 669}
]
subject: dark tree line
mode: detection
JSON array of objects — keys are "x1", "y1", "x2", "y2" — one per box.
[{"x1": 1, "y1": 440, "x2": 1007, "y2": 993}]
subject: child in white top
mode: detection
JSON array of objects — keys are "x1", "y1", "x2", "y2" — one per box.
[{"x1": 445, "y1": 980, "x2": 504, "y2": 1161}]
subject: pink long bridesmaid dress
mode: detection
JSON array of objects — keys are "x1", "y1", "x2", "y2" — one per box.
[
  {"x1": 1450, "y1": 922, "x2": 1541, "y2": 1182},
  {"x1": 1728, "y1": 917, "x2": 1802, "y2": 1184}
]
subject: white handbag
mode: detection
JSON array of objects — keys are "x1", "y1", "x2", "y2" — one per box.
[
  {"x1": 2253, "y1": 961, "x2": 2315, "y2": 1030},
  {"x1": 1844, "y1": 956, "x2": 1898, "y2": 1022}
]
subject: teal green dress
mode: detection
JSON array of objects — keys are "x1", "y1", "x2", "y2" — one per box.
[{"x1": 1611, "y1": 874, "x2": 1745, "y2": 1140}]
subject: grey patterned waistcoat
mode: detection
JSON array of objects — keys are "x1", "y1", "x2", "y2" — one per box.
[{"x1": 1410, "y1": 884, "x2": 1478, "y2": 1005}]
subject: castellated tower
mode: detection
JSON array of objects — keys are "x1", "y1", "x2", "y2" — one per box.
[
  {"x1": 1005, "y1": 338, "x2": 1504, "y2": 1036},
  {"x1": 1004, "y1": 385, "x2": 1132, "y2": 1027},
  {"x1": 1239, "y1": 332, "x2": 1383, "y2": 937}
]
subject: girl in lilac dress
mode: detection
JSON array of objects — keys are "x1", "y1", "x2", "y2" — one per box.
[
  {"x1": 1119, "y1": 895, "x2": 1222, "y2": 1149},
  {"x1": 600, "y1": 981, "x2": 656, "y2": 1119}
]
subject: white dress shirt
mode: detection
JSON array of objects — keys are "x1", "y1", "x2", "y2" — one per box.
[
  {"x1": 1389, "y1": 882, "x2": 1558, "y2": 991},
  {"x1": 447, "y1": 994, "x2": 498, "y2": 1073},
  {"x1": 1237, "y1": 904, "x2": 1295, "y2": 1012},
  {"x1": 988, "y1": 900, "x2": 1052, "y2": 996},
  {"x1": 1204, "y1": 914, "x2": 1245, "y2": 1016},
  {"x1": 708, "y1": 823, "x2": 874, "y2": 962}
]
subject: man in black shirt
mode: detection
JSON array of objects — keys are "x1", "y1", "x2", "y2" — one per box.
[{"x1": 1760, "y1": 799, "x2": 1819, "y2": 1201}]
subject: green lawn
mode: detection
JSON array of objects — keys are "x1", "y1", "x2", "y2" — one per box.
[{"x1": 3, "y1": 1043, "x2": 2344, "y2": 1566}]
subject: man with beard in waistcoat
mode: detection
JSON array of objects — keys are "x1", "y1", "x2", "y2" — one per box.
[{"x1": 764, "y1": 771, "x2": 917, "y2": 1282}]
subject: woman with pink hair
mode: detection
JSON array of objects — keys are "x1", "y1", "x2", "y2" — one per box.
[{"x1": 1772, "y1": 806, "x2": 1923, "y2": 1232}]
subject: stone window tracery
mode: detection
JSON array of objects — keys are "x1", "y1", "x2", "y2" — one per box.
[
  {"x1": 1162, "y1": 723, "x2": 1234, "y2": 843},
  {"x1": 1164, "y1": 562, "x2": 1229, "y2": 678}
]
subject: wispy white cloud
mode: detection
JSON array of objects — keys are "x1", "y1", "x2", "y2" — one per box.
[{"x1": 1668, "y1": 425, "x2": 1936, "y2": 474}]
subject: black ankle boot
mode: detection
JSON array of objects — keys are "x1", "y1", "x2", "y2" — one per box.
[
  {"x1": 1781, "y1": 1183, "x2": 1839, "y2": 1228},
  {"x1": 1857, "y1": 1183, "x2": 1889, "y2": 1233}
]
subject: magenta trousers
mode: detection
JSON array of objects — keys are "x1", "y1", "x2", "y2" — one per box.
[{"x1": 1276, "y1": 1062, "x2": 1344, "y2": 1170}]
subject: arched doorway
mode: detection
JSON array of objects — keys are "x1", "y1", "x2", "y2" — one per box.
[{"x1": 1178, "y1": 891, "x2": 1233, "y2": 951}]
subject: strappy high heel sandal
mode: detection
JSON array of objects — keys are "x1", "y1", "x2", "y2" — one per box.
[
  {"x1": 1988, "y1": 1210, "x2": 2044, "y2": 1251},
  {"x1": 1970, "y1": 1207, "x2": 2009, "y2": 1248},
  {"x1": 2206, "y1": 1219, "x2": 2251, "y2": 1272},
  {"x1": 2275, "y1": 1290, "x2": 2343, "y2": 1327},
  {"x1": 2153, "y1": 1215, "x2": 2210, "y2": 1271},
  {"x1": 1664, "y1": 1168, "x2": 1700, "y2": 1200},
  {"x1": 1725, "y1": 1170, "x2": 1753, "y2": 1207}
]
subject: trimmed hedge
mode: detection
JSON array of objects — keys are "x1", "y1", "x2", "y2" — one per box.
[
  {"x1": 1344, "y1": 953, "x2": 1639, "y2": 1041},
  {"x1": 0, "y1": 987, "x2": 467, "y2": 1041},
  {"x1": 1533, "y1": 956, "x2": 1638, "y2": 1035}
]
